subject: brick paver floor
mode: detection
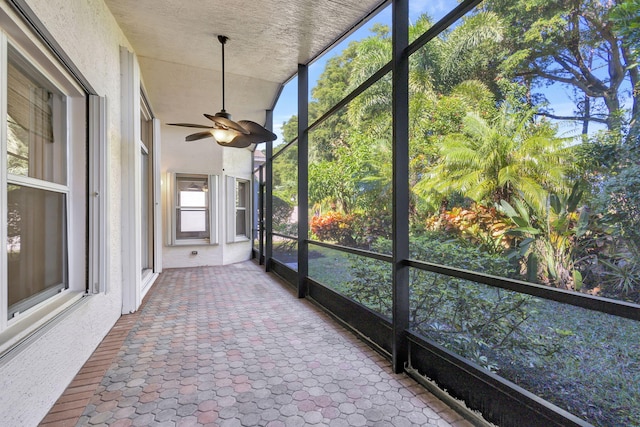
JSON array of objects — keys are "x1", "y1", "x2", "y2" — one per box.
[{"x1": 44, "y1": 261, "x2": 474, "y2": 426}]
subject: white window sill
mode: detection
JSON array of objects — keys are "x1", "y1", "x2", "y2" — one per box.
[
  {"x1": 168, "y1": 239, "x2": 219, "y2": 247},
  {"x1": 229, "y1": 236, "x2": 251, "y2": 243},
  {"x1": 0, "y1": 291, "x2": 85, "y2": 360}
]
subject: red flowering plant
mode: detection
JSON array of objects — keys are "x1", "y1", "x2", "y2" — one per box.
[{"x1": 310, "y1": 211, "x2": 356, "y2": 246}]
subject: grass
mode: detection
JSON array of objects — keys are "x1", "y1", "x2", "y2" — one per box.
[
  {"x1": 503, "y1": 301, "x2": 640, "y2": 426},
  {"x1": 307, "y1": 244, "x2": 355, "y2": 293},
  {"x1": 304, "y1": 245, "x2": 640, "y2": 427}
]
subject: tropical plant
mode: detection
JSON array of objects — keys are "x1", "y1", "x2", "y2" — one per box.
[
  {"x1": 500, "y1": 182, "x2": 589, "y2": 290},
  {"x1": 416, "y1": 96, "x2": 571, "y2": 214},
  {"x1": 310, "y1": 210, "x2": 355, "y2": 246},
  {"x1": 583, "y1": 145, "x2": 640, "y2": 301},
  {"x1": 409, "y1": 12, "x2": 505, "y2": 96},
  {"x1": 424, "y1": 203, "x2": 514, "y2": 253}
]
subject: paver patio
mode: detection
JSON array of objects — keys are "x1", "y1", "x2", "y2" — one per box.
[{"x1": 41, "y1": 261, "x2": 474, "y2": 426}]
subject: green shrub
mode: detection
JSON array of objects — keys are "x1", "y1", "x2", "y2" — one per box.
[
  {"x1": 344, "y1": 233, "x2": 563, "y2": 371},
  {"x1": 272, "y1": 195, "x2": 295, "y2": 234}
]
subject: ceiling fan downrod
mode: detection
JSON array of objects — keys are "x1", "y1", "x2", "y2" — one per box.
[{"x1": 218, "y1": 35, "x2": 228, "y2": 114}]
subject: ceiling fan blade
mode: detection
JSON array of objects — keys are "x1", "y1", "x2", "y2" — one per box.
[
  {"x1": 218, "y1": 134, "x2": 254, "y2": 148},
  {"x1": 185, "y1": 131, "x2": 214, "y2": 141},
  {"x1": 218, "y1": 130, "x2": 274, "y2": 148},
  {"x1": 214, "y1": 121, "x2": 277, "y2": 147},
  {"x1": 167, "y1": 122, "x2": 214, "y2": 129},
  {"x1": 204, "y1": 114, "x2": 250, "y2": 134},
  {"x1": 237, "y1": 120, "x2": 277, "y2": 142}
]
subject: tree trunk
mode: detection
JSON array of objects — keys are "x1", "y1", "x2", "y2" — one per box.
[
  {"x1": 604, "y1": 92, "x2": 622, "y2": 132},
  {"x1": 582, "y1": 95, "x2": 590, "y2": 135}
]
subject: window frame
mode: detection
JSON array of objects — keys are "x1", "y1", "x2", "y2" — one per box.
[
  {"x1": 5, "y1": 43, "x2": 71, "y2": 322},
  {"x1": 139, "y1": 92, "x2": 153, "y2": 276},
  {"x1": 168, "y1": 172, "x2": 218, "y2": 246}
]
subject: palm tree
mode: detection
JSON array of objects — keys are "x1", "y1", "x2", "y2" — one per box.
[{"x1": 416, "y1": 99, "x2": 572, "y2": 214}]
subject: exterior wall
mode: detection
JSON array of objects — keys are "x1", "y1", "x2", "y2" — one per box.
[
  {"x1": 223, "y1": 145, "x2": 254, "y2": 264},
  {"x1": 0, "y1": 0, "x2": 133, "y2": 425},
  {"x1": 160, "y1": 125, "x2": 254, "y2": 269}
]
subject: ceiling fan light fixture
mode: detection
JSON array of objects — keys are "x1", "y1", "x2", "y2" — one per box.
[{"x1": 212, "y1": 128, "x2": 238, "y2": 144}]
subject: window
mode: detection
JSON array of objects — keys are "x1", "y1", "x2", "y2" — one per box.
[
  {"x1": 168, "y1": 173, "x2": 218, "y2": 245},
  {"x1": 0, "y1": 18, "x2": 87, "y2": 342},
  {"x1": 235, "y1": 180, "x2": 248, "y2": 236},
  {"x1": 7, "y1": 47, "x2": 67, "y2": 184},
  {"x1": 140, "y1": 94, "x2": 154, "y2": 274},
  {"x1": 6, "y1": 45, "x2": 69, "y2": 319},
  {"x1": 226, "y1": 176, "x2": 250, "y2": 242}
]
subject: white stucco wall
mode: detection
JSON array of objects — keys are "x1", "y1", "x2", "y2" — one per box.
[
  {"x1": 0, "y1": 0, "x2": 133, "y2": 425},
  {"x1": 223, "y1": 143, "x2": 254, "y2": 264},
  {"x1": 160, "y1": 125, "x2": 254, "y2": 268}
]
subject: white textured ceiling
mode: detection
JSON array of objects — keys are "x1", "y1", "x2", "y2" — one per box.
[{"x1": 104, "y1": 0, "x2": 385, "y2": 126}]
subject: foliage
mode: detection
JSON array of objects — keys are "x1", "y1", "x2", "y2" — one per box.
[
  {"x1": 436, "y1": 11, "x2": 506, "y2": 93},
  {"x1": 598, "y1": 242, "x2": 640, "y2": 301},
  {"x1": 309, "y1": 209, "x2": 392, "y2": 249},
  {"x1": 310, "y1": 211, "x2": 355, "y2": 246},
  {"x1": 409, "y1": 12, "x2": 505, "y2": 96},
  {"x1": 425, "y1": 203, "x2": 514, "y2": 253},
  {"x1": 272, "y1": 195, "x2": 296, "y2": 235},
  {"x1": 307, "y1": 43, "x2": 359, "y2": 161},
  {"x1": 577, "y1": 145, "x2": 640, "y2": 301},
  {"x1": 416, "y1": 95, "x2": 572, "y2": 213},
  {"x1": 598, "y1": 147, "x2": 640, "y2": 243},
  {"x1": 409, "y1": 81, "x2": 496, "y2": 214},
  {"x1": 500, "y1": 182, "x2": 589, "y2": 290},
  {"x1": 346, "y1": 24, "x2": 391, "y2": 92},
  {"x1": 309, "y1": 154, "x2": 359, "y2": 214},
  {"x1": 309, "y1": 130, "x2": 392, "y2": 216},
  {"x1": 280, "y1": 114, "x2": 298, "y2": 144},
  {"x1": 486, "y1": 0, "x2": 638, "y2": 133},
  {"x1": 272, "y1": 143, "x2": 298, "y2": 205},
  {"x1": 610, "y1": 0, "x2": 640, "y2": 54},
  {"x1": 343, "y1": 235, "x2": 565, "y2": 371},
  {"x1": 350, "y1": 210, "x2": 392, "y2": 251}
]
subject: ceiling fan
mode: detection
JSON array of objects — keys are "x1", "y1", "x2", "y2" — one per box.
[{"x1": 168, "y1": 35, "x2": 276, "y2": 148}]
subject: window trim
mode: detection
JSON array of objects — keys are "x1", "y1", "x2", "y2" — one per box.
[
  {"x1": 167, "y1": 172, "x2": 218, "y2": 246},
  {"x1": 88, "y1": 94, "x2": 107, "y2": 294},
  {"x1": 0, "y1": 31, "x2": 8, "y2": 332},
  {"x1": 226, "y1": 175, "x2": 251, "y2": 243},
  {"x1": 139, "y1": 92, "x2": 153, "y2": 277}
]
